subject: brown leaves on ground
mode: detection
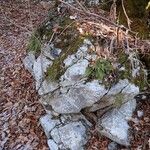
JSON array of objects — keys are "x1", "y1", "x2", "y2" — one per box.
[
  {"x1": 86, "y1": 128, "x2": 110, "y2": 150},
  {"x1": 130, "y1": 99, "x2": 150, "y2": 150},
  {"x1": 0, "y1": 0, "x2": 51, "y2": 149}
]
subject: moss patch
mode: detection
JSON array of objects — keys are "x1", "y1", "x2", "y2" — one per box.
[
  {"x1": 85, "y1": 58, "x2": 114, "y2": 80},
  {"x1": 46, "y1": 35, "x2": 85, "y2": 81}
]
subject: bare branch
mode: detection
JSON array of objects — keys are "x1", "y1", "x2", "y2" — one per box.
[{"x1": 121, "y1": 0, "x2": 132, "y2": 29}]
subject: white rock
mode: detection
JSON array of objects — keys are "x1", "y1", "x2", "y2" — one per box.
[
  {"x1": 23, "y1": 52, "x2": 35, "y2": 75},
  {"x1": 98, "y1": 99, "x2": 136, "y2": 146},
  {"x1": 38, "y1": 79, "x2": 59, "y2": 95},
  {"x1": 50, "y1": 80, "x2": 108, "y2": 113},
  {"x1": 60, "y1": 122, "x2": 87, "y2": 150},
  {"x1": 33, "y1": 55, "x2": 52, "y2": 89},
  {"x1": 63, "y1": 54, "x2": 77, "y2": 67},
  {"x1": 89, "y1": 79, "x2": 139, "y2": 112},
  {"x1": 51, "y1": 122, "x2": 87, "y2": 150},
  {"x1": 40, "y1": 114, "x2": 60, "y2": 138},
  {"x1": 63, "y1": 39, "x2": 93, "y2": 68},
  {"x1": 50, "y1": 128, "x2": 60, "y2": 144},
  {"x1": 108, "y1": 79, "x2": 139, "y2": 95},
  {"x1": 60, "y1": 59, "x2": 89, "y2": 86},
  {"x1": 47, "y1": 139, "x2": 58, "y2": 150},
  {"x1": 75, "y1": 44, "x2": 88, "y2": 59}
]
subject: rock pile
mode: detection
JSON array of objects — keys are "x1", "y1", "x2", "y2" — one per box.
[{"x1": 23, "y1": 37, "x2": 142, "y2": 149}]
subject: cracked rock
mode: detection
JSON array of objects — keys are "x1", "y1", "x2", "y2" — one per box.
[
  {"x1": 60, "y1": 59, "x2": 89, "y2": 86},
  {"x1": 38, "y1": 79, "x2": 59, "y2": 95},
  {"x1": 97, "y1": 99, "x2": 137, "y2": 146},
  {"x1": 49, "y1": 80, "x2": 108, "y2": 114},
  {"x1": 88, "y1": 79, "x2": 139, "y2": 112},
  {"x1": 47, "y1": 139, "x2": 58, "y2": 150},
  {"x1": 41, "y1": 113, "x2": 91, "y2": 150},
  {"x1": 51, "y1": 122, "x2": 88, "y2": 150}
]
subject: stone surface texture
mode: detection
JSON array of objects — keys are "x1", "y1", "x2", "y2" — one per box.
[
  {"x1": 98, "y1": 99, "x2": 137, "y2": 146},
  {"x1": 40, "y1": 113, "x2": 91, "y2": 150},
  {"x1": 49, "y1": 80, "x2": 107, "y2": 114},
  {"x1": 23, "y1": 38, "x2": 141, "y2": 149}
]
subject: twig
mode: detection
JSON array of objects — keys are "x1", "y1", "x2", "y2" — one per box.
[
  {"x1": 109, "y1": 0, "x2": 117, "y2": 23},
  {"x1": 75, "y1": 0, "x2": 87, "y2": 12},
  {"x1": 59, "y1": 0, "x2": 121, "y2": 28},
  {"x1": 49, "y1": 32, "x2": 55, "y2": 43},
  {"x1": 121, "y1": 0, "x2": 132, "y2": 30}
]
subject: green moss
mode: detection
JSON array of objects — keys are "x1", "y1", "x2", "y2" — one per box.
[{"x1": 85, "y1": 59, "x2": 113, "y2": 80}]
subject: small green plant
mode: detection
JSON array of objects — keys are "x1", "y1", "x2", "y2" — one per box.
[
  {"x1": 27, "y1": 33, "x2": 41, "y2": 54},
  {"x1": 85, "y1": 59, "x2": 113, "y2": 80}
]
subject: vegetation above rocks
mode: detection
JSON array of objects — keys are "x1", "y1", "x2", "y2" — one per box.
[
  {"x1": 47, "y1": 35, "x2": 84, "y2": 81},
  {"x1": 27, "y1": 0, "x2": 150, "y2": 89},
  {"x1": 27, "y1": 32, "x2": 41, "y2": 55}
]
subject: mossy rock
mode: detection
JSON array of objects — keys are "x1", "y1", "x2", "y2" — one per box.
[
  {"x1": 117, "y1": 51, "x2": 147, "y2": 91},
  {"x1": 46, "y1": 35, "x2": 85, "y2": 81}
]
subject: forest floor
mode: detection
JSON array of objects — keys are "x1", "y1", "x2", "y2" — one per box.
[
  {"x1": 0, "y1": 1, "x2": 149, "y2": 150},
  {"x1": 0, "y1": 1, "x2": 49, "y2": 149}
]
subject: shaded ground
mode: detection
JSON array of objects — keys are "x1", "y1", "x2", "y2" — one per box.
[{"x1": 0, "y1": 1, "x2": 50, "y2": 149}]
